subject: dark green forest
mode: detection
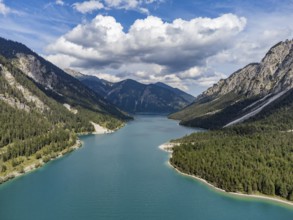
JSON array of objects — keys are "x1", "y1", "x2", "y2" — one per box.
[
  {"x1": 0, "y1": 55, "x2": 124, "y2": 177},
  {"x1": 171, "y1": 128, "x2": 293, "y2": 201},
  {"x1": 171, "y1": 89, "x2": 293, "y2": 201}
]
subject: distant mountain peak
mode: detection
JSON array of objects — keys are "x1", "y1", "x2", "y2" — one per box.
[{"x1": 67, "y1": 71, "x2": 195, "y2": 114}]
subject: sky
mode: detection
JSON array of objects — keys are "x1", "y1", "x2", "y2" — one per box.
[{"x1": 0, "y1": 0, "x2": 293, "y2": 95}]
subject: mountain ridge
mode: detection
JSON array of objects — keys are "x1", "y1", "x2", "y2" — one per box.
[
  {"x1": 169, "y1": 39, "x2": 293, "y2": 202},
  {"x1": 170, "y1": 39, "x2": 293, "y2": 129},
  {"x1": 0, "y1": 36, "x2": 130, "y2": 181},
  {"x1": 0, "y1": 37, "x2": 130, "y2": 120},
  {"x1": 65, "y1": 69, "x2": 195, "y2": 114}
]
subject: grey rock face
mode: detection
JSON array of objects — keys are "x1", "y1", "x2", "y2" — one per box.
[
  {"x1": 199, "y1": 40, "x2": 293, "y2": 100},
  {"x1": 170, "y1": 39, "x2": 293, "y2": 128},
  {"x1": 14, "y1": 53, "x2": 57, "y2": 90}
]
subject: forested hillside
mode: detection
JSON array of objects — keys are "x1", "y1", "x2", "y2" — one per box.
[
  {"x1": 0, "y1": 37, "x2": 130, "y2": 120},
  {"x1": 171, "y1": 128, "x2": 293, "y2": 201},
  {"x1": 170, "y1": 39, "x2": 293, "y2": 202},
  {"x1": 0, "y1": 39, "x2": 128, "y2": 182}
]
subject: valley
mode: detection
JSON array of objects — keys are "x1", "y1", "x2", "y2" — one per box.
[
  {"x1": 1, "y1": 0, "x2": 293, "y2": 218},
  {"x1": 66, "y1": 69, "x2": 195, "y2": 114}
]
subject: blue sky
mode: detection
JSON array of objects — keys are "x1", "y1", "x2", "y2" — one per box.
[{"x1": 0, "y1": 0, "x2": 293, "y2": 95}]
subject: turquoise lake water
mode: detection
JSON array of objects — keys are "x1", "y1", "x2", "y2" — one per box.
[{"x1": 0, "y1": 115, "x2": 293, "y2": 220}]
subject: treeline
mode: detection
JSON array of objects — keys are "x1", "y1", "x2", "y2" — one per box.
[
  {"x1": 3, "y1": 129, "x2": 75, "y2": 161},
  {"x1": 171, "y1": 87, "x2": 293, "y2": 202},
  {"x1": 0, "y1": 54, "x2": 125, "y2": 174},
  {"x1": 0, "y1": 101, "x2": 51, "y2": 148},
  {"x1": 180, "y1": 96, "x2": 260, "y2": 129},
  {"x1": 78, "y1": 108, "x2": 124, "y2": 130},
  {"x1": 180, "y1": 89, "x2": 293, "y2": 131},
  {"x1": 172, "y1": 126, "x2": 293, "y2": 201}
]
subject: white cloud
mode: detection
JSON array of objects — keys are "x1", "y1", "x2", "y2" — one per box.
[
  {"x1": 72, "y1": 0, "x2": 162, "y2": 14},
  {"x1": 46, "y1": 13, "x2": 246, "y2": 92},
  {"x1": 0, "y1": 0, "x2": 11, "y2": 15},
  {"x1": 92, "y1": 72, "x2": 121, "y2": 82},
  {"x1": 47, "y1": 13, "x2": 246, "y2": 70},
  {"x1": 195, "y1": 72, "x2": 227, "y2": 87},
  {"x1": 56, "y1": 0, "x2": 65, "y2": 6},
  {"x1": 206, "y1": 12, "x2": 293, "y2": 77},
  {"x1": 179, "y1": 67, "x2": 203, "y2": 79},
  {"x1": 105, "y1": 0, "x2": 139, "y2": 8},
  {"x1": 73, "y1": 0, "x2": 104, "y2": 14},
  {"x1": 104, "y1": 0, "x2": 163, "y2": 14},
  {"x1": 46, "y1": 54, "x2": 76, "y2": 68}
]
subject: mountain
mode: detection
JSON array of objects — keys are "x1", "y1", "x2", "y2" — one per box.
[
  {"x1": 0, "y1": 37, "x2": 129, "y2": 181},
  {"x1": 154, "y1": 82, "x2": 195, "y2": 103},
  {"x1": 0, "y1": 37, "x2": 129, "y2": 120},
  {"x1": 65, "y1": 70, "x2": 195, "y2": 114},
  {"x1": 168, "y1": 39, "x2": 293, "y2": 202},
  {"x1": 64, "y1": 69, "x2": 113, "y2": 97},
  {"x1": 170, "y1": 39, "x2": 293, "y2": 129}
]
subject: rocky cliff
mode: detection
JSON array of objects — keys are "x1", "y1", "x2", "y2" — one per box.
[{"x1": 170, "y1": 39, "x2": 293, "y2": 128}]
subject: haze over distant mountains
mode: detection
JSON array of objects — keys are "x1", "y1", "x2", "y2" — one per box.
[{"x1": 65, "y1": 69, "x2": 195, "y2": 114}]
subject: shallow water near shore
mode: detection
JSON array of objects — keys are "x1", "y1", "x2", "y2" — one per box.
[{"x1": 0, "y1": 115, "x2": 292, "y2": 220}]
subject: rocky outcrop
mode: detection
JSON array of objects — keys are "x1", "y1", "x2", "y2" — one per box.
[
  {"x1": 2, "y1": 65, "x2": 49, "y2": 112},
  {"x1": 0, "y1": 37, "x2": 130, "y2": 119},
  {"x1": 170, "y1": 39, "x2": 293, "y2": 128},
  {"x1": 199, "y1": 40, "x2": 293, "y2": 100}
]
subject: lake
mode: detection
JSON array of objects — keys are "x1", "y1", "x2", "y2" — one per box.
[{"x1": 0, "y1": 115, "x2": 292, "y2": 220}]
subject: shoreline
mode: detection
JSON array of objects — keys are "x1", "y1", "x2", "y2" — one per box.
[
  {"x1": 0, "y1": 139, "x2": 82, "y2": 185},
  {"x1": 0, "y1": 123, "x2": 122, "y2": 185},
  {"x1": 90, "y1": 122, "x2": 115, "y2": 134},
  {"x1": 159, "y1": 142, "x2": 293, "y2": 208}
]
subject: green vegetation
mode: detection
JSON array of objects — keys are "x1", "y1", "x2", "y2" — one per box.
[
  {"x1": 0, "y1": 53, "x2": 126, "y2": 180},
  {"x1": 171, "y1": 128, "x2": 293, "y2": 200},
  {"x1": 171, "y1": 89, "x2": 293, "y2": 202},
  {"x1": 169, "y1": 93, "x2": 240, "y2": 122},
  {"x1": 180, "y1": 96, "x2": 261, "y2": 129}
]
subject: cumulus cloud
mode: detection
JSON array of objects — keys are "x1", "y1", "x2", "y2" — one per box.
[
  {"x1": 46, "y1": 13, "x2": 247, "y2": 91},
  {"x1": 91, "y1": 72, "x2": 122, "y2": 82},
  {"x1": 47, "y1": 13, "x2": 246, "y2": 73},
  {"x1": 0, "y1": 0, "x2": 11, "y2": 15},
  {"x1": 73, "y1": 0, "x2": 104, "y2": 14},
  {"x1": 206, "y1": 13, "x2": 293, "y2": 77}
]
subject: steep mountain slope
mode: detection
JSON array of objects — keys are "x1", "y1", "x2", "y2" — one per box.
[
  {"x1": 170, "y1": 39, "x2": 293, "y2": 129},
  {"x1": 64, "y1": 69, "x2": 113, "y2": 97},
  {"x1": 66, "y1": 70, "x2": 195, "y2": 114},
  {"x1": 169, "y1": 39, "x2": 293, "y2": 202},
  {"x1": 0, "y1": 37, "x2": 129, "y2": 120},
  {"x1": 0, "y1": 57, "x2": 83, "y2": 180},
  {"x1": 0, "y1": 37, "x2": 129, "y2": 181},
  {"x1": 170, "y1": 84, "x2": 293, "y2": 202},
  {"x1": 154, "y1": 82, "x2": 195, "y2": 103}
]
